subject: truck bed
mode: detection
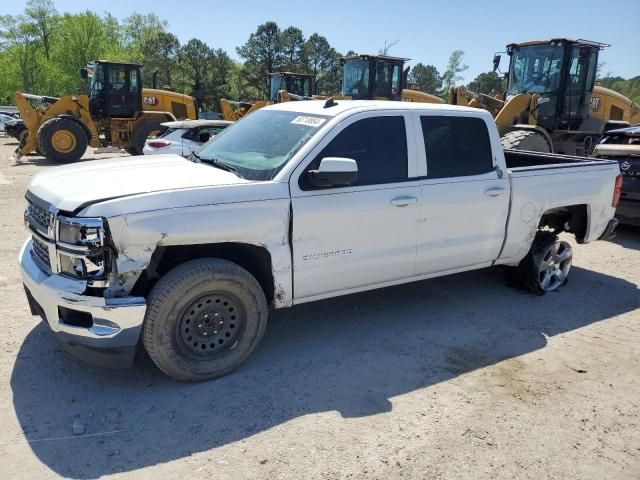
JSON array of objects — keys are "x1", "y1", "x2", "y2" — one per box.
[
  {"x1": 495, "y1": 149, "x2": 620, "y2": 266},
  {"x1": 504, "y1": 150, "x2": 615, "y2": 170}
]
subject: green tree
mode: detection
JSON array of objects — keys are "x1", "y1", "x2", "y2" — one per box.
[
  {"x1": 178, "y1": 38, "x2": 213, "y2": 106},
  {"x1": 53, "y1": 12, "x2": 114, "y2": 95},
  {"x1": 466, "y1": 71, "x2": 504, "y2": 95},
  {"x1": 0, "y1": 14, "x2": 39, "y2": 92},
  {"x1": 408, "y1": 63, "x2": 441, "y2": 95},
  {"x1": 141, "y1": 31, "x2": 180, "y2": 87},
  {"x1": 279, "y1": 26, "x2": 305, "y2": 71},
  {"x1": 236, "y1": 21, "x2": 282, "y2": 97},
  {"x1": 208, "y1": 48, "x2": 235, "y2": 109},
  {"x1": 25, "y1": 0, "x2": 58, "y2": 60},
  {"x1": 441, "y1": 49, "x2": 468, "y2": 96},
  {"x1": 304, "y1": 33, "x2": 341, "y2": 94}
]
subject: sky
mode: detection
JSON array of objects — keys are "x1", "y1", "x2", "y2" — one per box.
[{"x1": 6, "y1": 0, "x2": 640, "y2": 82}]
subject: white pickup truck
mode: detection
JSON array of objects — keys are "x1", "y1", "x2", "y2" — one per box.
[{"x1": 20, "y1": 100, "x2": 621, "y2": 382}]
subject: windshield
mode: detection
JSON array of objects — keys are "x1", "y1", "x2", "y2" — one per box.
[
  {"x1": 288, "y1": 76, "x2": 312, "y2": 97},
  {"x1": 507, "y1": 45, "x2": 564, "y2": 95},
  {"x1": 342, "y1": 59, "x2": 370, "y2": 99},
  {"x1": 195, "y1": 109, "x2": 329, "y2": 180}
]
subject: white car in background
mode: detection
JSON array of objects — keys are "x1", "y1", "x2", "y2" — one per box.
[
  {"x1": 143, "y1": 119, "x2": 232, "y2": 157},
  {"x1": 0, "y1": 113, "x2": 16, "y2": 132}
]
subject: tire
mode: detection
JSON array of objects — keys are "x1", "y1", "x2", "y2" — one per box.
[
  {"x1": 129, "y1": 120, "x2": 163, "y2": 155},
  {"x1": 516, "y1": 231, "x2": 573, "y2": 295},
  {"x1": 501, "y1": 130, "x2": 551, "y2": 153},
  {"x1": 37, "y1": 117, "x2": 88, "y2": 163},
  {"x1": 18, "y1": 128, "x2": 27, "y2": 144},
  {"x1": 143, "y1": 258, "x2": 268, "y2": 382}
]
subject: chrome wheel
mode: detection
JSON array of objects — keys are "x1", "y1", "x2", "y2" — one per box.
[{"x1": 537, "y1": 240, "x2": 572, "y2": 292}]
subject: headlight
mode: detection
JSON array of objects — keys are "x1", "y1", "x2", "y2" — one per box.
[
  {"x1": 58, "y1": 216, "x2": 104, "y2": 246},
  {"x1": 56, "y1": 216, "x2": 108, "y2": 281}
]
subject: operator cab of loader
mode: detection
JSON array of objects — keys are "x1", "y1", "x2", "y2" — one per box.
[
  {"x1": 341, "y1": 55, "x2": 406, "y2": 100},
  {"x1": 269, "y1": 72, "x2": 315, "y2": 101},
  {"x1": 81, "y1": 60, "x2": 143, "y2": 118},
  {"x1": 499, "y1": 39, "x2": 604, "y2": 131}
]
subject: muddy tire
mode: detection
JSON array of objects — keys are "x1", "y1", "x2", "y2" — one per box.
[
  {"x1": 142, "y1": 258, "x2": 268, "y2": 382},
  {"x1": 501, "y1": 130, "x2": 551, "y2": 153},
  {"x1": 129, "y1": 120, "x2": 162, "y2": 155},
  {"x1": 37, "y1": 117, "x2": 88, "y2": 163},
  {"x1": 516, "y1": 231, "x2": 573, "y2": 295}
]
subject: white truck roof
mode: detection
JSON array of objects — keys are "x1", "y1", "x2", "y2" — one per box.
[{"x1": 266, "y1": 99, "x2": 487, "y2": 117}]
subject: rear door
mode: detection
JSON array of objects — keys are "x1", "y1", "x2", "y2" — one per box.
[
  {"x1": 413, "y1": 113, "x2": 510, "y2": 274},
  {"x1": 290, "y1": 111, "x2": 420, "y2": 301}
]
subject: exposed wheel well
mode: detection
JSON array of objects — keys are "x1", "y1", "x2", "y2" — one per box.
[
  {"x1": 538, "y1": 204, "x2": 588, "y2": 243},
  {"x1": 131, "y1": 243, "x2": 275, "y2": 304}
]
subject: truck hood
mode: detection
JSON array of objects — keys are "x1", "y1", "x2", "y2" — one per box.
[{"x1": 27, "y1": 154, "x2": 248, "y2": 212}]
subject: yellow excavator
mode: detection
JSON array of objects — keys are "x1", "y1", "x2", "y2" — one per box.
[
  {"x1": 450, "y1": 38, "x2": 640, "y2": 154},
  {"x1": 219, "y1": 72, "x2": 317, "y2": 121},
  {"x1": 15, "y1": 60, "x2": 198, "y2": 162}
]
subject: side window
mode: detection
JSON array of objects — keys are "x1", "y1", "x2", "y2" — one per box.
[
  {"x1": 305, "y1": 116, "x2": 408, "y2": 188},
  {"x1": 420, "y1": 116, "x2": 493, "y2": 178},
  {"x1": 171, "y1": 101, "x2": 188, "y2": 119},
  {"x1": 109, "y1": 67, "x2": 126, "y2": 92},
  {"x1": 130, "y1": 69, "x2": 139, "y2": 93}
]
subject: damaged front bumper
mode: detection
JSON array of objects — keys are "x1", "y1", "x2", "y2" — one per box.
[{"x1": 19, "y1": 239, "x2": 147, "y2": 368}]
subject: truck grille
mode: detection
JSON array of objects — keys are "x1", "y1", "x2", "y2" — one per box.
[
  {"x1": 27, "y1": 200, "x2": 54, "y2": 230},
  {"x1": 31, "y1": 235, "x2": 51, "y2": 268}
]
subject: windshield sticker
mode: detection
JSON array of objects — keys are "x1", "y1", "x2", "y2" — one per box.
[{"x1": 291, "y1": 116, "x2": 326, "y2": 127}]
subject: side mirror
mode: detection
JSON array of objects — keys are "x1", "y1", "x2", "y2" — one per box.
[
  {"x1": 198, "y1": 132, "x2": 211, "y2": 143},
  {"x1": 307, "y1": 157, "x2": 358, "y2": 187},
  {"x1": 79, "y1": 68, "x2": 88, "y2": 80},
  {"x1": 492, "y1": 54, "x2": 501, "y2": 72}
]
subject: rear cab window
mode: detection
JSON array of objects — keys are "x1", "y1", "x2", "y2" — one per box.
[{"x1": 419, "y1": 115, "x2": 493, "y2": 178}]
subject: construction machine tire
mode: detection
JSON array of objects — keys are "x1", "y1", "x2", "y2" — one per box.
[
  {"x1": 129, "y1": 120, "x2": 163, "y2": 156},
  {"x1": 501, "y1": 130, "x2": 551, "y2": 153},
  {"x1": 37, "y1": 117, "x2": 88, "y2": 163}
]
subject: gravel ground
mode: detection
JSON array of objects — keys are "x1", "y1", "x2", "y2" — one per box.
[{"x1": 0, "y1": 136, "x2": 639, "y2": 480}]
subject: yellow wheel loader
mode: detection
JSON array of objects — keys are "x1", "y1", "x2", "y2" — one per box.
[
  {"x1": 450, "y1": 39, "x2": 640, "y2": 155},
  {"x1": 15, "y1": 60, "x2": 198, "y2": 163},
  {"x1": 219, "y1": 72, "x2": 318, "y2": 121},
  {"x1": 340, "y1": 54, "x2": 444, "y2": 104}
]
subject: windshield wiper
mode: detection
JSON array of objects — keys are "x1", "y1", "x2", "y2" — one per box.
[{"x1": 199, "y1": 157, "x2": 243, "y2": 178}]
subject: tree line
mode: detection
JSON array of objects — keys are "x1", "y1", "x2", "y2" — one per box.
[{"x1": 1, "y1": 0, "x2": 638, "y2": 112}]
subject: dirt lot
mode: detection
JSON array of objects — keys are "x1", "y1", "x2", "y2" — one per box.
[{"x1": 0, "y1": 136, "x2": 638, "y2": 480}]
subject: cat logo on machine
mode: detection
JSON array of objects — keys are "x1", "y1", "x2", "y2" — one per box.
[{"x1": 143, "y1": 96, "x2": 159, "y2": 106}]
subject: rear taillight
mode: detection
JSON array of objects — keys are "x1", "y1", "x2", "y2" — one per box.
[
  {"x1": 148, "y1": 140, "x2": 170, "y2": 148},
  {"x1": 612, "y1": 174, "x2": 623, "y2": 207}
]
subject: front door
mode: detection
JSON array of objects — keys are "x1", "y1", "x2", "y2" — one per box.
[
  {"x1": 291, "y1": 113, "x2": 420, "y2": 301},
  {"x1": 106, "y1": 64, "x2": 141, "y2": 118}
]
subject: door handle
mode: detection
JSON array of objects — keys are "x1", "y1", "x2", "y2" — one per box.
[
  {"x1": 484, "y1": 187, "x2": 507, "y2": 197},
  {"x1": 390, "y1": 196, "x2": 418, "y2": 207}
]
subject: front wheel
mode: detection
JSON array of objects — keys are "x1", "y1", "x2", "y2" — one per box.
[
  {"x1": 37, "y1": 117, "x2": 88, "y2": 163},
  {"x1": 142, "y1": 258, "x2": 268, "y2": 382},
  {"x1": 517, "y1": 231, "x2": 573, "y2": 295}
]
